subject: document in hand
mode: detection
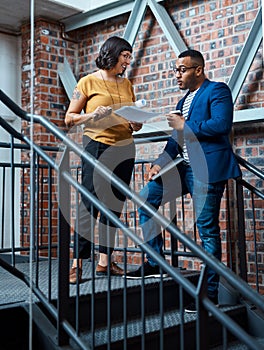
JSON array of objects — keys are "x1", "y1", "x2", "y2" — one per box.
[
  {"x1": 114, "y1": 106, "x2": 161, "y2": 123},
  {"x1": 151, "y1": 157, "x2": 184, "y2": 181}
]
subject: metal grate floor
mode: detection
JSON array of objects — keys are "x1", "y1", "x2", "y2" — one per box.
[
  {"x1": 0, "y1": 259, "x2": 197, "y2": 304},
  {"x1": 1, "y1": 258, "x2": 260, "y2": 350},
  {"x1": 0, "y1": 264, "x2": 37, "y2": 307}
]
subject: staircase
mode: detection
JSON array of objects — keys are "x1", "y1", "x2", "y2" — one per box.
[{"x1": 1, "y1": 259, "x2": 264, "y2": 350}]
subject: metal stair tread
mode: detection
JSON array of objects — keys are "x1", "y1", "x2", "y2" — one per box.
[
  {"x1": 12, "y1": 260, "x2": 199, "y2": 298},
  {"x1": 78, "y1": 304, "x2": 246, "y2": 348}
]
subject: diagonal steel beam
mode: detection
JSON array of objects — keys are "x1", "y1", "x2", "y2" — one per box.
[
  {"x1": 123, "y1": 0, "x2": 148, "y2": 46},
  {"x1": 58, "y1": 58, "x2": 77, "y2": 99},
  {"x1": 62, "y1": 0, "x2": 151, "y2": 32},
  {"x1": 228, "y1": 7, "x2": 263, "y2": 103},
  {"x1": 147, "y1": 0, "x2": 187, "y2": 55}
]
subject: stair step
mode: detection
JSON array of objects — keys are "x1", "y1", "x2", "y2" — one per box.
[
  {"x1": 74, "y1": 304, "x2": 247, "y2": 350},
  {"x1": 211, "y1": 337, "x2": 264, "y2": 350},
  {"x1": 67, "y1": 262, "x2": 200, "y2": 329},
  {"x1": 3, "y1": 260, "x2": 262, "y2": 350}
]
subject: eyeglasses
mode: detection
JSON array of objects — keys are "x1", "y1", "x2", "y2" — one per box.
[
  {"x1": 121, "y1": 53, "x2": 133, "y2": 61},
  {"x1": 172, "y1": 65, "x2": 198, "y2": 74}
]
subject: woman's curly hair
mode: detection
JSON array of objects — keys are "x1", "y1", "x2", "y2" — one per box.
[{"x1": 95, "y1": 36, "x2": 132, "y2": 70}]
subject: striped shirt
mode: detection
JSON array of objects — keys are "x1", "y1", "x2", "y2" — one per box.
[{"x1": 181, "y1": 88, "x2": 199, "y2": 163}]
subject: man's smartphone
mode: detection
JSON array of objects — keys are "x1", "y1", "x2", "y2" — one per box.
[{"x1": 169, "y1": 110, "x2": 182, "y2": 114}]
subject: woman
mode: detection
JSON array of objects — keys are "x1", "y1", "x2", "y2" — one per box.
[{"x1": 65, "y1": 36, "x2": 142, "y2": 283}]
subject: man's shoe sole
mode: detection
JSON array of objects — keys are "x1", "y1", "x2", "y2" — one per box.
[
  {"x1": 124, "y1": 273, "x2": 168, "y2": 279},
  {"x1": 184, "y1": 308, "x2": 197, "y2": 313}
]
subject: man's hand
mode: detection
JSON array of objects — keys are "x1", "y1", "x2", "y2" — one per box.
[
  {"x1": 148, "y1": 164, "x2": 161, "y2": 181},
  {"x1": 166, "y1": 111, "x2": 185, "y2": 130}
]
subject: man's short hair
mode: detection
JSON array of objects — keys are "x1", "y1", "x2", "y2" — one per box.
[{"x1": 178, "y1": 49, "x2": 205, "y2": 67}]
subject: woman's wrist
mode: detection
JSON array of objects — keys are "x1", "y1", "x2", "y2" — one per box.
[{"x1": 67, "y1": 112, "x2": 104, "y2": 127}]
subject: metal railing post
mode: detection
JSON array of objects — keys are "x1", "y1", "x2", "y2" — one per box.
[
  {"x1": 196, "y1": 264, "x2": 209, "y2": 350},
  {"x1": 169, "y1": 199, "x2": 178, "y2": 267},
  {"x1": 236, "y1": 178, "x2": 248, "y2": 282},
  {"x1": 57, "y1": 146, "x2": 71, "y2": 346}
]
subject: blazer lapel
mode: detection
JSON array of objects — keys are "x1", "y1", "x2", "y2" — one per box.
[{"x1": 185, "y1": 79, "x2": 209, "y2": 120}]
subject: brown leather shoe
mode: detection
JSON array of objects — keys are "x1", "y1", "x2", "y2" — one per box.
[
  {"x1": 96, "y1": 262, "x2": 124, "y2": 276},
  {"x1": 69, "y1": 267, "x2": 82, "y2": 284}
]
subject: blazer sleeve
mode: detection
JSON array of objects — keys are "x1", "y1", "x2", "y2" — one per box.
[{"x1": 153, "y1": 130, "x2": 181, "y2": 168}]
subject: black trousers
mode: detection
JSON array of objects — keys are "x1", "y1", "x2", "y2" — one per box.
[{"x1": 73, "y1": 135, "x2": 135, "y2": 258}]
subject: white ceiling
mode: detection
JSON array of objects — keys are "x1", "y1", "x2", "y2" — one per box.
[
  {"x1": 0, "y1": 0, "x2": 121, "y2": 35},
  {"x1": 51, "y1": 0, "x2": 120, "y2": 12}
]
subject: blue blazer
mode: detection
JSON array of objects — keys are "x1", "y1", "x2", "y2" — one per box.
[{"x1": 154, "y1": 79, "x2": 241, "y2": 183}]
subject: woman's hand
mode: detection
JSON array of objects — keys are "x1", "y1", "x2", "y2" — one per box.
[
  {"x1": 92, "y1": 106, "x2": 112, "y2": 121},
  {"x1": 129, "y1": 122, "x2": 143, "y2": 132}
]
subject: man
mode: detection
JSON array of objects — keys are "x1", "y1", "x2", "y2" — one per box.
[{"x1": 126, "y1": 49, "x2": 241, "y2": 312}]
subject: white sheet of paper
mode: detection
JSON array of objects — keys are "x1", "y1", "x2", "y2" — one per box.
[{"x1": 114, "y1": 106, "x2": 161, "y2": 123}]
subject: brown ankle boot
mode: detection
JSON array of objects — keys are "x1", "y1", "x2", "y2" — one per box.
[
  {"x1": 96, "y1": 262, "x2": 124, "y2": 276},
  {"x1": 69, "y1": 266, "x2": 82, "y2": 284}
]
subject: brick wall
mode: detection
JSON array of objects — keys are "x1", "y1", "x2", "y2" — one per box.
[
  {"x1": 233, "y1": 123, "x2": 264, "y2": 293},
  {"x1": 20, "y1": 0, "x2": 263, "y2": 289}
]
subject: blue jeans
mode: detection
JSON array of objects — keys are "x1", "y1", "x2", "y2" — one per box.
[{"x1": 138, "y1": 163, "x2": 225, "y2": 298}]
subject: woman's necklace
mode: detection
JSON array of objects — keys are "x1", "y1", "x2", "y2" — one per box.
[{"x1": 100, "y1": 70, "x2": 122, "y2": 108}]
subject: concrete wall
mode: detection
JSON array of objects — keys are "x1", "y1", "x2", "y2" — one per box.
[{"x1": 0, "y1": 33, "x2": 21, "y2": 248}]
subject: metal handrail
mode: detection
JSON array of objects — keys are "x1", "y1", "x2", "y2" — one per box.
[{"x1": 236, "y1": 154, "x2": 264, "y2": 180}]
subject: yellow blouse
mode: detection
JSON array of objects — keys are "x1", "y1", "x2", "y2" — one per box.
[{"x1": 77, "y1": 74, "x2": 136, "y2": 145}]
